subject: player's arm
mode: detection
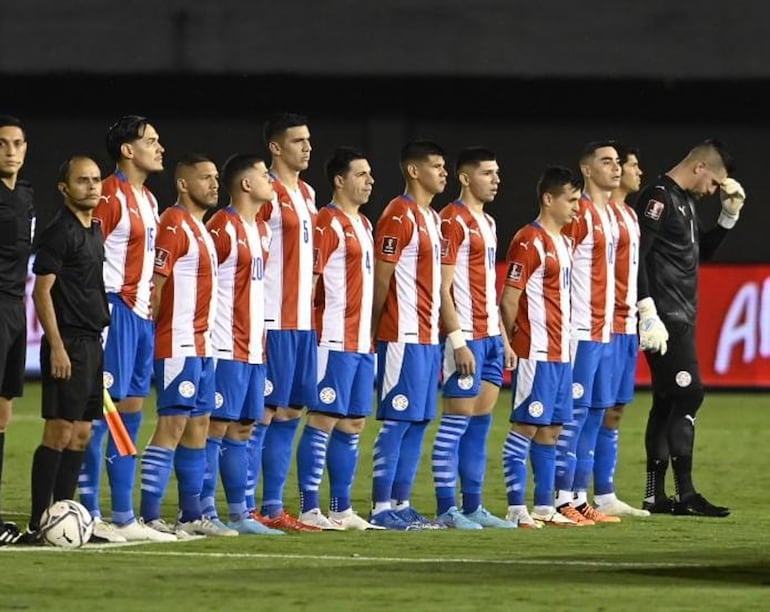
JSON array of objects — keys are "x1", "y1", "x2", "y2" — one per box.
[
  {"x1": 439, "y1": 262, "x2": 475, "y2": 376},
  {"x1": 33, "y1": 274, "x2": 70, "y2": 380},
  {"x1": 700, "y1": 178, "x2": 746, "y2": 261},
  {"x1": 371, "y1": 259, "x2": 395, "y2": 341},
  {"x1": 151, "y1": 273, "x2": 168, "y2": 321},
  {"x1": 497, "y1": 312, "x2": 516, "y2": 370},
  {"x1": 499, "y1": 285, "x2": 523, "y2": 370}
]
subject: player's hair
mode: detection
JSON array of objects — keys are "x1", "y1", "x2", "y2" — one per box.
[
  {"x1": 106, "y1": 115, "x2": 151, "y2": 162},
  {"x1": 615, "y1": 143, "x2": 640, "y2": 167},
  {"x1": 0, "y1": 114, "x2": 25, "y2": 138},
  {"x1": 222, "y1": 153, "x2": 267, "y2": 196},
  {"x1": 175, "y1": 153, "x2": 216, "y2": 179},
  {"x1": 56, "y1": 155, "x2": 99, "y2": 183},
  {"x1": 579, "y1": 140, "x2": 618, "y2": 164},
  {"x1": 455, "y1": 146, "x2": 496, "y2": 174},
  {"x1": 324, "y1": 146, "x2": 368, "y2": 187},
  {"x1": 537, "y1": 166, "x2": 582, "y2": 204},
  {"x1": 688, "y1": 138, "x2": 736, "y2": 174},
  {"x1": 262, "y1": 112, "x2": 309, "y2": 146}
]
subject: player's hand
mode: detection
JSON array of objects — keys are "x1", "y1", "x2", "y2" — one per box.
[
  {"x1": 503, "y1": 341, "x2": 517, "y2": 371},
  {"x1": 718, "y1": 178, "x2": 746, "y2": 229},
  {"x1": 50, "y1": 345, "x2": 72, "y2": 380},
  {"x1": 637, "y1": 297, "x2": 669, "y2": 356},
  {"x1": 453, "y1": 345, "x2": 476, "y2": 377}
]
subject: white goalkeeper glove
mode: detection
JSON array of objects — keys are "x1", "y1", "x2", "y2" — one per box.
[
  {"x1": 637, "y1": 297, "x2": 668, "y2": 355},
  {"x1": 718, "y1": 178, "x2": 746, "y2": 229}
]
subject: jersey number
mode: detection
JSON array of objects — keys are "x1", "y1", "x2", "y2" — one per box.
[
  {"x1": 251, "y1": 256, "x2": 264, "y2": 281},
  {"x1": 146, "y1": 226, "x2": 155, "y2": 253}
]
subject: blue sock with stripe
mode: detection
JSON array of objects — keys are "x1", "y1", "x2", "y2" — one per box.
[
  {"x1": 261, "y1": 417, "x2": 301, "y2": 517},
  {"x1": 220, "y1": 437, "x2": 248, "y2": 521},
  {"x1": 431, "y1": 414, "x2": 470, "y2": 515},
  {"x1": 297, "y1": 425, "x2": 330, "y2": 513},
  {"x1": 175, "y1": 444, "x2": 206, "y2": 523},
  {"x1": 245, "y1": 423, "x2": 267, "y2": 512},
  {"x1": 594, "y1": 426, "x2": 619, "y2": 496},
  {"x1": 139, "y1": 445, "x2": 174, "y2": 522},
  {"x1": 530, "y1": 440, "x2": 557, "y2": 507},
  {"x1": 201, "y1": 436, "x2": 223, "y2": 518},
  {"x1": 328, "y1": 429, "x2": 359, "y2": 513},
  {"x1": 392, "y1": 421, "x2": 428, "y2": 504},
  {"x1": 555, "y1": 405, "x2": 588, "y2": 504},
  {"x1": 371, "y1": 420, "x2": 410, "y2": 506},
  {"x1": 78, "y1": 418, "x2": 107, "y2": 517},
  {"x1": 106, "y1": 411, "x2": 143, "y2": 525},
  {"x1": 503, "y1": 430, "x2": 531, "y2": 506},
  {"x1": 574, "y1": 408, "x2": 604, "y2": 495}
]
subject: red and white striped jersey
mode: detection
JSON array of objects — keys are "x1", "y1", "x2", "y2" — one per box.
[
  {"x1": 258, "y1": 176, "x2": 316, "y2": 331},
  {"x1": 374, "y1": 195, "x2": 442, "y2": 345},
  {"x1": 207, "y1": 207, "x2": 271, "y2": 364},
  {"x1": 153, "y1": 206, "x2": 218, "y2": 359},
  {"x1": 439, "y1": 201, "x2": 500, "y2": 340},
  {"x1": 313, "y1": 204, "x2": 374, "y2": 353},
  {"x1": 610, "y1": 200, "x2": 640, "y2": 335},
  {"x1": 505, "y1": 223, "x2": 572, "y2": 363},
  {"x1": 562, "y1": 195, "x2": 617, "y2": 343},
  {"x1": 94, "y1": 172, "x2": 159, "y2": 319}
]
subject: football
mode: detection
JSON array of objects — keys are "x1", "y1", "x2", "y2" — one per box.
[{"x1": 39, "y1": 499, "x2": 94, "y2": 549}]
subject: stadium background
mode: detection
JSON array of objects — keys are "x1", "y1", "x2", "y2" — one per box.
[{"x1": 3, "y1": 1, "x2": 769, "y2": 383}]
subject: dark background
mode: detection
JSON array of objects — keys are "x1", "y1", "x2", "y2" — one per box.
[{"x1": 3, "y1": 1, "x2": 769, "y2": 262}]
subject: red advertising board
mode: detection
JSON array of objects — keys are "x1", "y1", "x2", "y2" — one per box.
[{"x1": 494, "y1": 263, "x2": 770, "y2": 388}]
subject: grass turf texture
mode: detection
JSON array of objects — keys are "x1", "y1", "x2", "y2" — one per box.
[{"x1": 1, "y1": 385, "x2": 768, "y2": 611}]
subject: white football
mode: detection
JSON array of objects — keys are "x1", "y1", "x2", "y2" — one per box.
[{"x1": 39, "y1": 499, "x2": 94, "y2": 549}]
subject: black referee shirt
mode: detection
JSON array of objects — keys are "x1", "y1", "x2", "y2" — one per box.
[
  {"x1": 636, "y1": 174, "x2": 728, "y2": 324},
  {"x1": 33, "y1": 207, "x2": 110, "y2": 337},
  {"x1": 0, "y1": 179, "x2": 35, "y2": 299}
]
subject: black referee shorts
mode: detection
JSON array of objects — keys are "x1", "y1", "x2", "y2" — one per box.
[
  {"x1": 0, "y1": 296, "x2": 26, "y2": 399},
  {"x1": 644, "y1": 321, "x2": 702, "y2": 394},
  {"x1": 41, "y1": 335, "x2": 103, "y2": 422}
]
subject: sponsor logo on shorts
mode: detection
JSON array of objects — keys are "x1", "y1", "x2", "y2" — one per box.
[
  {"x1": 572, "y1": 382, "x2": 585, "y2": 399},
  {"x1": 319, "y1": 387, "x2": 337, "y2": 404},
  {"x1": 103, "y1": 372, "x2": 114, "y2": 390},
  {"x1": 528, "y1": 401, "x2": 544, "y2": 418},
  {"x1": 178, "y1": 380, "x2": 196, "y2": 399},
  {"x1": 264, "y1": 379, "x2": 274, "y2": 397},
  {"x1": 644, "y1": 199, "x2": 665, "y2": 221},
  {"x1": 392, "y1": 394, "x2": 409, "y2": 411},
  {"x1": 214, "y1": 392, "x2": 224, "y2": 409},
  {"x1": 457, "y1": 375, "x2": 474, "y2": 391},
  {"x1": 675, "y1": 371, "x2": 692, "y2": 387}
]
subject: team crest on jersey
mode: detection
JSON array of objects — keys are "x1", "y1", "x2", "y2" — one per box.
[
  {"x1": 382, "y1": 236, "x2": 399, "y2": 256},
  {"x1": 507, "y1": 262, "x2": 524, "y2": 283},
  {"x1": 178, "y1": 381, "x2": 196, "y2": 399},
  {"x1": 264, "y1": 379, "x2": 274, "y2": 397},
  {"x1": 214, "y1": 392, "x2": 224, "y2": 409},
  {"x1": 154, "y1": 248, "x2": 170, "y2": 269},
  {"x1": 528, "y1": 401, "x2": 544, "y2": 418},
  {"x1": 392, "y1": 394, "x2": 409, "y2": 411},
  {"x1": 644, "y1": 199, "x2": 665, "y2": 221},
  {"x1": 675, "y1": 371, "x2": 692, "y2": 387},
  {"x1": 103, "y1": 372, "x2": 114, "y2": 390},
  {"x1": 319, "y1": 387, "x2": 337, "y2": 404},
  {"x1": 457, "y1": 375, "x2": 474, "y2": 391},
  {"x1": 572, "y1": 382, "x2": 585, "y2": 400}
]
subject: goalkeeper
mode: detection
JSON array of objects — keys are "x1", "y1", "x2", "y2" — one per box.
[{"x1": 636, "y1": 139, "x2": 744, "y2": 518}]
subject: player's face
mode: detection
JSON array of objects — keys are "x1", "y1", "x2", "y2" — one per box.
[
  {"x1": 462, "y1": 160, "x2": 500, "y2": 204},
  {"x1": 620, "y1": 154, "x2": 642, "y2": 194},
  {"x1": 340, "y1": 158, "x2": 374, "y2": 206},
  {"x1": 584, "y1": 146, "x2": 621, "y2": 191},
  {"x1": 414, "y1": 155, "x2": 448, "y2": 196},
  {"x1": 246, "y1": 161, "x2": 274, "y2": 203},
  {"x1": 60, "y1": 159, "x2": 102, "y2": 211},
  {"x1": 691, "y1": 163, "x2": 727, "y2": 199},
  {"x1": 550, "y1": 184, "x2": 581, "y2": 226},
  {"x1": 0, "y1": 126, "x2": 27, "y2": 180},
  {"x1": 272, "y1": 125, "x2": 311, "y2": 172},
  {"x1": 127, "y1": 124, "x2": 164, "y2": 174},
  {"x1": 183, "y1": 162, "x2": 219, "y2": 210}
]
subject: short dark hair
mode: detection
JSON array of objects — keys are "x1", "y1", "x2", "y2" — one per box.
[
  {"x1": 400, "y1": 140, "x2": 445, "y2": 164},
  {"x1": 699, "y1": 137, "x2": 736, "y2": 174},
  {"x1": 579, "y1": 140, "x2": 618, "y2": 164},
  {"x1": 324, "y1": 146, "x2": 368, "y2": 187},
  {"x1": 615, "y1": 143, "x2": 640, "y2": 167},
  {"x1": 222, "y1": 153, "x2": 267, "y2": 196},
  {"x1": 0, "y1": 115, "x2": 25, "y2": 137},
  {"x1": 175, "y1": 153, "x2": 216, "y2": 179},
  {"x1": 262, "y1": 112, "x2": 309, "y2": 146},
  {"x1": 57, "y1": 155, "x2": 99, "y2": 183},
  {"x1": 106, "y1": 115, "x2": 150, "y2": 162},
  {"x1": 455, "y1": 146, "x2": 496, "y2": 174},
  {"x1": 537, "y1": 166, "x2": 582, "y2": 204}
]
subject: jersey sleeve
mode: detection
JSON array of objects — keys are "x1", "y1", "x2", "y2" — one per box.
[
  {"x1": 259, "y1": 221, "x2": 272, "y2": 264},
  {"x1": 92, "y1": 193, "x2": 122, "y2": 239},
  {"x1": 312, "y1": 209, "x2": 340, "y2": 275},
  {"x1": 439, "y1": 214, "x2": 464, "y2": 265},
  {"x1": 504, "y1": 228, "x2": 542, "y2": 290},
  {"x1": 635, "y1": 185, "x2": 671, "y2": 232},
  {"x1": 374, "y1": 202, "x2": 414, "y2": 263},
  {"x1": 206, "y1": 212, "x2": 232, "y2": 264},
  {"x1": 32, "y1": 218, "x2": 68, "y2": 276},
  {"x1": 154, "y1": 211, "x2": 188, "y2": 277}
]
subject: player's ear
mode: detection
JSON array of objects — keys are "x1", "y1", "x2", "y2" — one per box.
[
  {"x1": 240, "y1": 177, "x2": 250, "y2": 193},
  {"x1": 120, "y1": 142, "x2": 133, "y2": 160},
  {"x1": 457, "y1": 170, "x2": 470, "y2": 187},
  {"x1": 268, "y1": 140, "x2": 280, "y2": 156},
  {"x1": 333, "y1": 174, "x2": 345, "y2": 190},
  {"x1": 57, "y1": 182, "x2": 68, "y2": 196}
]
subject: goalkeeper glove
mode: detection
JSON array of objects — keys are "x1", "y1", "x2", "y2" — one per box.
[
  {"x1": 718, "y1": 178, "x2": 746, "y2": 229},
  {"x1": 637, "y1": 297, "x2": 668, "y2": 355}
]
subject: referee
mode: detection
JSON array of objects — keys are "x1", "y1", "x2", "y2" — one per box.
[
  {"x1": 635, "y1": 139, "x2": 745, "y2": 518},
  {"x1": 0, "y1": 116, "x2": 35, "y2": 542},
  {"x1": 19, "y1": 156, "x2": 110, "y2": 542}
]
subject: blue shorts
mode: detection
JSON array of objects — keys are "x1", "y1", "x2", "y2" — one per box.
[
  {"x1": 442, "y1": 335, "x2": 504, "y2": 398},
  {"x1": 511, "y1": 359, "x2": 573, "y2": 426},
  {"x1": 571, "y1": 340, "x2": 615, "y2": 410},
  {"x1": 154, "y1": 356, "x2": 215, "y2": 417},
  {"x1": 313, "y1": 347, "x2": 374, "y2": 418},
  {"x1": 611, "y1": 333, "x2": 638, "y2": 405},
  {"x1": 376, "y1": 341, "x2": 441, "y2": 422},
  {"x1": 213, "y1": 359, "x2": 266, "y2": 423},
  {"x1": 102, "y1": 293, "x2": 154, "y2": 400},
  {"x1": 265, "y1": 330, "x2": 317, "y2": 409}
]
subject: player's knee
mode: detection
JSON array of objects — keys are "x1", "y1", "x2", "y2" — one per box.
[
  {"x1": 42, "y1": 419, "x2": 74, "y2": 450},
  {"x1": 337, "y1": 417, "x2": 366, "y2": 434},
  {"x1": 603, "y1": 406, "x2": 623, "y2": 429},
  {"x1": 670, "y1": 385, "x2": 705, "y2": 419}
]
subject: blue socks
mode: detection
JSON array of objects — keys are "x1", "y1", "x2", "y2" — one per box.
[
  {"x1": 261, "y1": 417, "x2": 300, "y2": 517},
  {"x1": 220, "y1": 437, "x2": 248, "y2": 521},
  {"x1": 573, "y1": 409, "x2": 603, "y2": 494},
  {"x1": 530, "y1": 440, "x2": 557, "y2": 507},
  {"x1": 140, "y1": 445, "x2": 174, "y2": 522},
  {"x1": 328, "y1": 430, "x2": 359, "y2": 513},
  {"x1": 106, "y1": 411, "x2": 143, "y2": 525},
  {"x1": 175, "y1": 444, "x2": 206, "y2": 523},
  {"x1": 555, "y1": 405, "x2": 588, "y2": 496},
  {"x1": 392, "y1": 421, "x2": 428, "y2": 504},
  {"x1": 459, "y1": 414, "x2": 492, "y2": 514},
  {"x1": 502, "y1": 430, "x2": 531, "y2": 506},
  {"x1": 432, "y1": 414, "x2": 470, "y2": 515},
  {"x1": 297, "y1": 425, "x2": 330, "y2": 513},
  {"x1": 79, "y1": 418, "x2": 107, "y2": 517},
  {"x1": 371, "y1": 420, "x2": 410, "y2": 505},
  {"x1": 245, "y1": 423, "x2": 267, "y2": 512},
  {"x1": 594, "y1": 426, "x2": 620, "y2": 496},
  {"x1": 201, "y1": 436, "x2": 223, "y2": 518}
]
